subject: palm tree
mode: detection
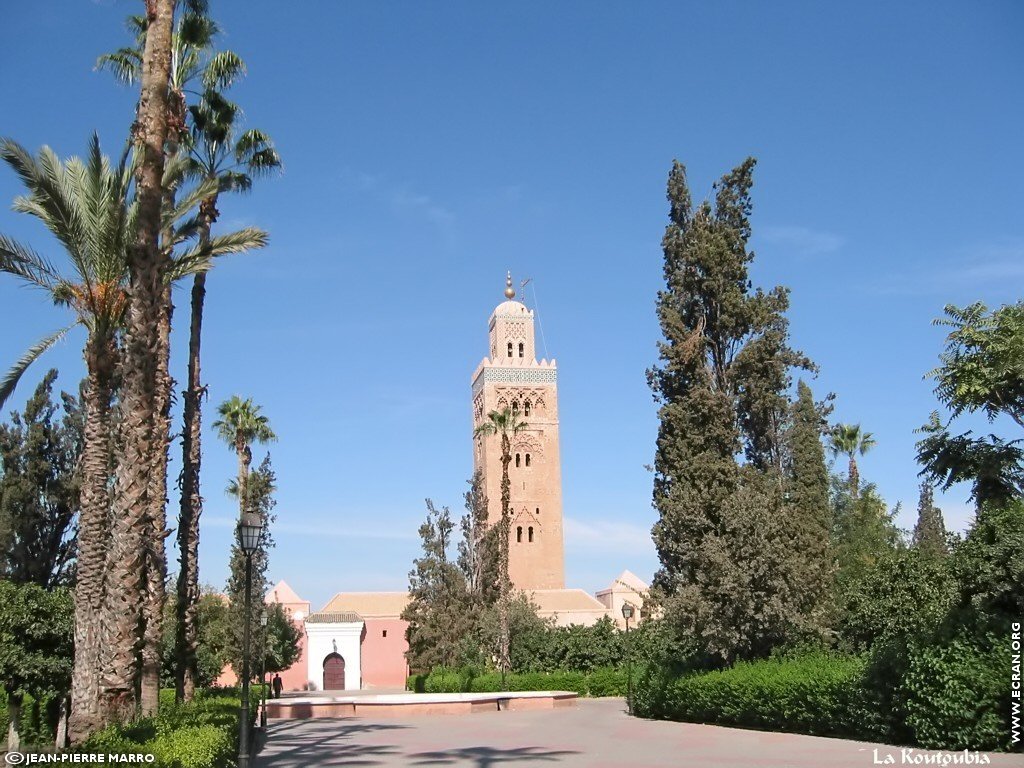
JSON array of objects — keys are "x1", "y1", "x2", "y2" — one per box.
[
  {"x1": 0, "y1": 134, "x2": 266, "y2": 739},
  {"x1": 473, "y1": 407, "x2": 527, "y2": 689},
  {"x1": 829, "y1": 423, "x2": 876, "y2": 498},
  {"x1": 213, "y1": 396, "x2": 277, "y2": 517},
  {"x1": 0, "y1": 137, "x2": 131, "y2": 742},
  {"x1": 98, "y1": 2, "x2": 245, "y2": 711},
  {"x1": 175, "y1": 90, "x2": 280, "y2": 702}
]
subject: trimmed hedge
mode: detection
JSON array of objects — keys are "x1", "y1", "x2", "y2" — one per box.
[
  {"x1": 78, "y1": 687, "x2": 257, "y2": 768},
  {"x1": 633, "y1": 646, "x2": 1014, "y2": 751},
  {"x1": 633, "y1": 652, "x2": 879, "y2": 740},
  {"x1": 408, "y1": 667, "x2": 628, "y2": 697}
]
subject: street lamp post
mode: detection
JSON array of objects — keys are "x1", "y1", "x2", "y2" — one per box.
[
  {"x1": 260, "y1": 610, "x2": 268, "y2": 730},
  {"x1": 621, "y1": 603, "x2": 635, "y2": 716},
  {"x1": 237, "y1": 510, "x2": 263, "y2": 768}
]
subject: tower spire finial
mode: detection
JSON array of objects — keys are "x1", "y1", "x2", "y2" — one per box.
[{"x1": 504, "y1": 270, "x2": 516, "y2": 300}]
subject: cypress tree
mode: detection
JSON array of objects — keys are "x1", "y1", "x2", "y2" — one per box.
[
  {"x1": 225, "y1": 455, "x2": 276, "y2": 678},
  {"x1": 784, "y1": 380, "x2": 833, "y2": 628},
  {"x1": 912, "y1": 482, "x2": 948, "y2": 557},
  {"x1": 402, "y1": 500, "x2": 472, "y2": 672},
  {"x1": 648, "y1": 158, "x2": 814, "y2": 664},
  {"x1": 0, "y1": 370, "x2": 82, "y2": 589}
]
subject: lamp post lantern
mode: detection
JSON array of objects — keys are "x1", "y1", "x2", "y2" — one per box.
[
  {"x1": 621, "y1": 603, "x2": 635, "y2": 716},
  {"x1": 260, "y1": 610, "x2": 269, "y2": 729},
  {"x1": 237, "y1": 510, "x2": 263, "y2": 768}
]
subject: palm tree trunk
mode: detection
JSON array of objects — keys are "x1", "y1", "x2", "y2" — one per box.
[
  {"x1": 498, "y1": 433, "x2": 512, "y2": 689},
  {"x1": 100, "y1": 0, "x2": 174, "y2": 725},
  {"x1": 176, "y1": 268, "x2": 207, "y2": 702},
  {"x1": 848, "y1": 455, "x2": 859, "y2": 499},
  {"x1": 140, "y1": 284, "x2": 172, "y2": 717},
  {"x1": 237, "y1": 438, "x2": 251, "y2": 512},
  {"x1": 69, "y1": 335, "x2": 117, "y2": 744}
]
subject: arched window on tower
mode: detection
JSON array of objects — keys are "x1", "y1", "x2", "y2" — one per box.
[
  {"x1": 507, "y1": 342, "x2": 513, "y2": 358},
  {"x1": 536, "y1": 507, "x2": 540, "y2": 516},
  {"x1": 511, "y1": 400, "x2": 519, "y2": 415},
  {"x1": 525, "y1": 454, "x2": 531, "y2": 467},
  {"x1": 518, "y1": 342, "x2": 524, "y2": 358},
  {"x1": 515, "y1": 453, "x2": 521, "y2": 468},
  {"x1": 516, "y1": 526, "x2": 523, "y2": 543},
  {"x1": 528, "y1": 526, "x2": 534, "y2": 543},
  {"x1": 524, "y1": 400, "x2": 531, "y2": 417}
]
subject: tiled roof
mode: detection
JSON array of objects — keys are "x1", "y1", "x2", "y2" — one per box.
[
  {"x1": 305, "y1": 611, "x2": 363, "y2": 624},
  {"x1": 528, "y1": 589, "x2": 607, "y2": 612},
  {"x1": 322, "y1": 592, "x2": 410, "y2": 618}
]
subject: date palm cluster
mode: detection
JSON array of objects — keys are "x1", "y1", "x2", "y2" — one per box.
[{"x1": 0, "y1": 0, "x2": 280, "y2": 744}]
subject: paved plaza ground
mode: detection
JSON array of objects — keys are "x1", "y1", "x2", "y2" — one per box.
[{"x1": 254, "y1": 697, "x2": 1023, "y2": 767}]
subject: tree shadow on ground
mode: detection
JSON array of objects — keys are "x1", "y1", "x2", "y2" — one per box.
[
  {"x1": 256, "y1": 721, "x2": 410, "y2": 767},
  {"x1": 411, "y1": 746, "x2": 580, "y2": 768}
]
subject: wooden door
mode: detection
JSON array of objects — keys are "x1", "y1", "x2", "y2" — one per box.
[{"x1": 323, "y1": 654, "x2": 346, "y2": 690}]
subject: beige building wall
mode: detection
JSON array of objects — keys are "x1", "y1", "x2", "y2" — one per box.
[{"x1": 471, "y1": 274, "x2": 565, "y2": 590}]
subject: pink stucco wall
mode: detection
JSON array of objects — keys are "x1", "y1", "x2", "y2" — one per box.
[
  {"x1": 276, "y1": 620, "x2": 308, "y2": 691},
  {"x1": 360, "y1": 618, "x2": 409, "y2": 689}
]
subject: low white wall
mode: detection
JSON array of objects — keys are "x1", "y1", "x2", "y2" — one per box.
[{"x1": 305, "y1": 621, "x2": 364, "y2": 691}]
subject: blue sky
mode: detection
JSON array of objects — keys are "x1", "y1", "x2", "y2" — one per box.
[{"x1": 1, "y1": 2, "x2": 1021, "y2": 610}]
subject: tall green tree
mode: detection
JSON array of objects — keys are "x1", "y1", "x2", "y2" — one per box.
[
  {"x1": 912, "y1": 483, "x2": 948, "y2": 557},
  {"x1": 457, "y1": 472, "x2": 498, "y2": 609},
  {"x1": 829, "y1": 423, "x2": 876, "y2": 498},
  {"x1": 648, "y1": 158, "x2": 813, "y2": 664},
  {"x1": 0, "y1": 371, "x2": 81, "y2": 588},
  {"x1": 402, "y1": 500, "x2": 471, "y2": 672},
  {"x1": 783, "y1": 380, "x2": 833, "y2": 630},
  {"x1": 832, "y1": 479, "x2": 902, "y2": 594},
  {"x1": 474, "y1": 407, "x2": 527, "y2": 686},
  {"x1": 225, "y1": 455, "x2": 277, "y2": 680},
  {"x1": 917, "y1": 302, "x2": 1024, "y2": 506},
  {"x1": 176, "y1": 87, "x2": 280, "y2": 703}
]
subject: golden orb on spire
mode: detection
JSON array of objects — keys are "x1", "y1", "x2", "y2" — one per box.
[{"x1": 504, "y1": 271, "x2": 516, "y2": 300}]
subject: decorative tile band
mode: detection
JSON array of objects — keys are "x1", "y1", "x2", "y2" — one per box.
[{"x1": 472, "y1": 366, "x2": 558, "y2": 395}]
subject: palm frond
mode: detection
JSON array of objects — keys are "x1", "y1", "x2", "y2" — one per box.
[
  {"x1": 168, "y1": 227, "x2": 268, "y2": 280},
  {"x1": 0, "y1": 325, "x2": 76, "y2": 411},
  {"x1": 95, "y1": 48, "x2": 142, "y2": 85},
  {"x1": 0, "y1": 235, "x2": 61, "y2": 291},
  {"x1": 202, "y1": 50, "x2": 246, "y2": 91}
]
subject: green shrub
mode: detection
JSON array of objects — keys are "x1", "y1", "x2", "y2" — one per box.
[
  {"x1": 78, "y1": 688, "x2": 247, "y2": 768},
  {"x1": 585, "y1": 667, "x2": 627, "y2": 697},
  {"x1": 415, "y1": 667, "x2": 623, "y2": 697},
  {"x1": 901, "y1": 634, "x2": 1008, "y2": 751},
  {"x1": 147, "y1": 725, "x2": 233, "y2": 768},
  {"x1": 633, "y1": 652, "x2": 877, "y2": 740}
]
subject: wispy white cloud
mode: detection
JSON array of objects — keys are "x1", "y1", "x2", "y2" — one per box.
[
  {"x1": 759, "y1": 226, "x2": 844, "y2": 257},
  {"x1": 342, "y1": 170, "x2": 456, "y2": 241},
  {"x1": 564, "y1": 517, "x2": 654, "y2": 555},
  {"x1": 874, "y1": 241, "x2": 1024, "y2": 296},
  {"x1": 204, "y1": 515, "x2": 417, "y2": 541}
]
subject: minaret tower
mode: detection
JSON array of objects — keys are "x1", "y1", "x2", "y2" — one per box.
[{"x1": 471, "y1": 273, "x2": 565, "y2": 590}]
